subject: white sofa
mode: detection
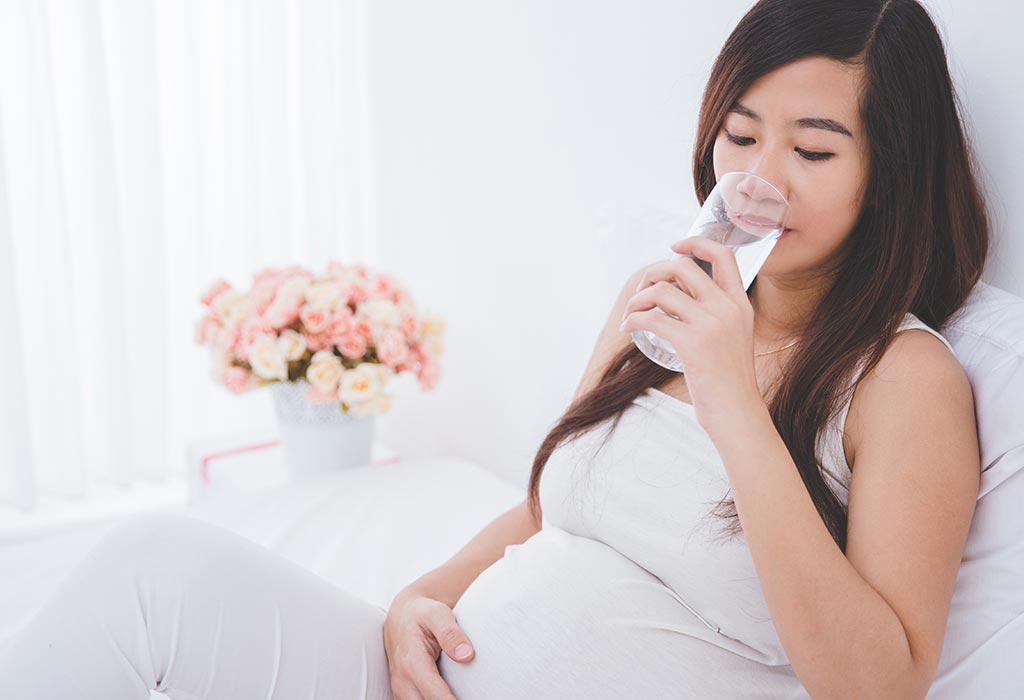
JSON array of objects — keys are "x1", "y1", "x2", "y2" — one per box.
[{"x1": 1, "y1": 281, "x2": 1021, "y2": 698}]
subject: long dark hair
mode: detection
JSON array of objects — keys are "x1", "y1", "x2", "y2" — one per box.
[{"x1": 526, "y1": 0, "x2": 989, "y2": 553}]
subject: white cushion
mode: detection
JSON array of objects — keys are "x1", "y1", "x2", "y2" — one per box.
[{"x1": 928, "y1": 280, "x2": 1024, "y2": 699}]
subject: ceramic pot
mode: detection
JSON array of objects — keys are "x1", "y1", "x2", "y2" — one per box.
[{"x1": 270, "y1": 378, "x2": 374, "y2": 480}]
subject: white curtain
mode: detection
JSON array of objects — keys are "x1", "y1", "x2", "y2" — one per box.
[{"x1": 0, "y1": 0, "x2": 372, "y2": 513}]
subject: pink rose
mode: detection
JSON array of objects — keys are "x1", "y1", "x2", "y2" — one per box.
[
  {"x1": 264, "y1": 293, "x2": 302, "y2": 330},
  {"x1": 221, "y1": 366, "x2": 251, "y2": 394},
  {"x1": 250, "y1": 285, "x2": 278, "y2": 315},
  {"x1": 337, "y1": 334, "x2": 367, "y2": 360},
  {"x1": 253, "y1": 267, "x2": 287, "y2": 288},
  {"x1": 372, "y1": 274, "x2": 395, "y2": 297},
  {"x1": 351, "y1": 317, "x2": 374, "y2": 340},
  {"x1": 344, "y1": 283, "x2": 369, "y2": 305},
  {"x1": 213, "y1": 326, "x2": 240, "y2": 355},
  {"x1": 375, "y1": 328, "x2": 409, "y2": 367},
  {"x1": 201, "y1": 279, "x2": 232, "y2": 307},
  {"x1": 303, "y1": 330, "x2": 332, "y2": 353},
  {"x1": 195, "y1": 313, "x2": 220, "y2": 345},
  {"x1": 237, "y1": 318, "x2": 274, "y2": 362},
  {"x1": 300, "y1": 305, "x2": 329, "y2": 334},
  {"x1": 325, "y1": 311, "x2": 354, "y2": 340},
  {"x1": 399, "y1": 311, "x2": 419, "y2": 339},
  {"x1": 417, "y1": 358, "x2": 441, "y2": 390}
]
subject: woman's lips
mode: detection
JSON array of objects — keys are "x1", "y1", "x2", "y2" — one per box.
[
  {"x1": 738, "y1": 214, "x2": 776, "y2": 227},
  {"x1": 737, "y1": 214, "x2": 792, "y2": 237},
  {"x1": 737, "y1": 214, "x2": 784, "y2": 230}
]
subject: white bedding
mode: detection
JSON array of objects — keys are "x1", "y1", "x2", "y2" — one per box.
[{"x1": 0, "y1": 456, "x2": 526, "y2": 652}]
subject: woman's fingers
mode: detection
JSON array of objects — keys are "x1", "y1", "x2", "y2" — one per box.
[
  {"x1": 636, "y1": 255, "x2": 716, "y2": 300},
  {"x1": 670, "y1": 237, "x2": 746, "y2": 298},
  {"x1": 622, "y1": 280, "x2": 698, "y2": 326},
  {"x1": 409, "y1": 654, "x2": 459, "y2": 700},
  {"x1": 391, "y1": 676, "x2": 428, "y2": 700},
  {"x1": 383, "y1": 596, "x2": 469, "y2": 700}
]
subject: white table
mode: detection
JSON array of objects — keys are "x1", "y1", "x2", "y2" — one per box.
[{"x1": 185, "y1": 428, "x2": 399, "y2": 505}]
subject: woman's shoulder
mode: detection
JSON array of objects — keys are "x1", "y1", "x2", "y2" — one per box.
[
  {"x1": 856, "y1": 312, "x2": 963, "y2": 400},
  {"x1": 843, "y1": 312, "x2": 969, "y2": 470},
  {"x1": 846, "y1": 313, "x2": 957, "y2": 392},
  {"x1": 894, "y1": 312, "x2": 956, "y2": 356}
]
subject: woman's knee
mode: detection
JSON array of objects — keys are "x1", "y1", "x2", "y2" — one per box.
[{"x1": 87, "y1": 512, "x2": 241, "y2": 577}]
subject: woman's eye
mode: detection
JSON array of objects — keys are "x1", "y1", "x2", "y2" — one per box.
[
  {"x1": 725, "y1": 131, "x2": 755, "y2": 147},
  {"x1": 724, "y1": 131, "x2": 834, "y2": 162},
  {"x1": 795, "y1": 148, "x2": 834, "y2": 162}
]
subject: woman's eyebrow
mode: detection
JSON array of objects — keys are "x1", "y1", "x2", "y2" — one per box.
[{"x1": 729, "y1": 102, "x2": 854, "y2": 138}]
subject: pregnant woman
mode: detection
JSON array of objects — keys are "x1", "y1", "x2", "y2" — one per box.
[{"x1": 0, "y1": 0, "x2": 986, "y2": 698}]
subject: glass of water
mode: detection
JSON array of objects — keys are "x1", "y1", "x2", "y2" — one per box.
[{"x1": 631, "y1": 170, "x2": 791, "y2": 373}]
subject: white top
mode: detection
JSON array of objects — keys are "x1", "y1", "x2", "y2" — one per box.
[{"x1": 439, "y1": 313, "x2": 956, "y2": 700}]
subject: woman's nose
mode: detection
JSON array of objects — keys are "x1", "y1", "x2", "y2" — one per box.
[
  {"x1": 735, "y1": 170, "x2": 788, "y2": 205},
  {"x1": 733, "y1": 165, "x2": 790, "y2": 223}
]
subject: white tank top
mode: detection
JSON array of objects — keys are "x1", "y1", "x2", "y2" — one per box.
[
  {"x1": 439, "y1": 312, "x2": 956, "y2": 700},
  {"x1": 814, "y1": 312, "x2": 957, "y2": 504}
]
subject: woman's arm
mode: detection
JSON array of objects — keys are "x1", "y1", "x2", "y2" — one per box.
[
  {"x1": 711, "y1": 330, "x2": 979, "y2": 700},
  {"x1": 392, "y1": 498, "x2": 540, "y2": 609}
]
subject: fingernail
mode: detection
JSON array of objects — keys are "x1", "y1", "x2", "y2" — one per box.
[
  {"x1": 455, "y1": 643, "x2": 472, "y2": 658},
  {"x1": 618, "y1": 321, "x2": 627, "y2": 332}
]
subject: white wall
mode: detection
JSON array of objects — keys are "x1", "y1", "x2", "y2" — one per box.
[
  {"x1": 924, "y1": 1, "x2": 1023, "y2": 286},
  {"x1": 365, "y1": 1, "x2": 1024, "y2": 488}
]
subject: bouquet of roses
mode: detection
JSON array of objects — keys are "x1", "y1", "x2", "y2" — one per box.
[{"x1": 195, "y1": 261, "x2": 444, "y2": 417}]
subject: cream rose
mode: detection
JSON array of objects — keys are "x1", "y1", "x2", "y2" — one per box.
[
  {"x1": 305, "y1": 281, "x2": 343, "y2": 308},
  {"x1": 332, "y1": 268, "x2": 364, "y2": 288},
  {"x1": 277, "y1": 329, "x2": 307, "y2": 362},
  {"x1": 419, "y1": 312, "x2": 446, "y2": 338},
  {"x1": 224, "y1": 295, "x2": 255, "y2": 326},
  {"x1": 339, "y1": 362, "x2": 385, "y2": 405},
  {"x1": 211, "y1": 289, "x2": 243, "y2": 323},
  {"x1": 249, "y1": 334, "x2": 288, "y2": 381},
  {"x1": 422, "y1": 335, "x2": 444, "y2": 358},
  {"x1": 350, "y1": 391, "x2": 393, "y2": 417},
  {"x1": 279, "y1": 275, "x2": 312, "y2": 299},
  {"x1": 360, "y1": 299, "x2": 401, "y2": 328},
  {"x1": 306, "y1": 350, "x2": 344, "y2": 393},
  {"x1": 373, "y1": 362, "x2": 392, "y2": 385}
]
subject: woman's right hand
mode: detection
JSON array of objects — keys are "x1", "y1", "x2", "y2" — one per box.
[{"x1": 383, "y1": 590, "x2": 475, "y2": 700}]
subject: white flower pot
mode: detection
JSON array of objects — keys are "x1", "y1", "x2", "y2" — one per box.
[{"x1": 270, "y1": 378, "x2": 375, "y2": 481}]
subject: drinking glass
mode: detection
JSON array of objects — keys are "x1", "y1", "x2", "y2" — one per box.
[{"x1": 631, "y1": 170, "x2": 791, "y2": 372}]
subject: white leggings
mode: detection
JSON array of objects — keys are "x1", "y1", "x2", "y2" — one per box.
[{"x1": 0, "y1": 513, "x2": 395, "y2": 700}]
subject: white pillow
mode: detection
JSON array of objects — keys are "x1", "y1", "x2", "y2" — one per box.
[{"x1": 928, "y1": 280, "x2": 1024, "y2": 699}]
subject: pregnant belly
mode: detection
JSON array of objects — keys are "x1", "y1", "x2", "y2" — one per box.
[{"x1": 436, "y1": 527, "x2": 806, "y2": 700}]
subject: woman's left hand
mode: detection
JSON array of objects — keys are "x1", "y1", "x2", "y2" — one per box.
[{"x1": 619, "y1": 236, "x2": 764, "y2": 437}]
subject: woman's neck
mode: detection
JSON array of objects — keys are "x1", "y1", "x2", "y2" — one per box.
[{"x1": 748, "y1": 276, "x2": 824, "y2": 343}]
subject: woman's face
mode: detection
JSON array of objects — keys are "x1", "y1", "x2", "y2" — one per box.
[{"x1": 712, "y1": 56, "x2": 871, "y2": 279}]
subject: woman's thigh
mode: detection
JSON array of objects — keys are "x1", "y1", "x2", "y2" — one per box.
[{"x1": 0, "y1": 512, "x2": 394, "y2": 700}]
